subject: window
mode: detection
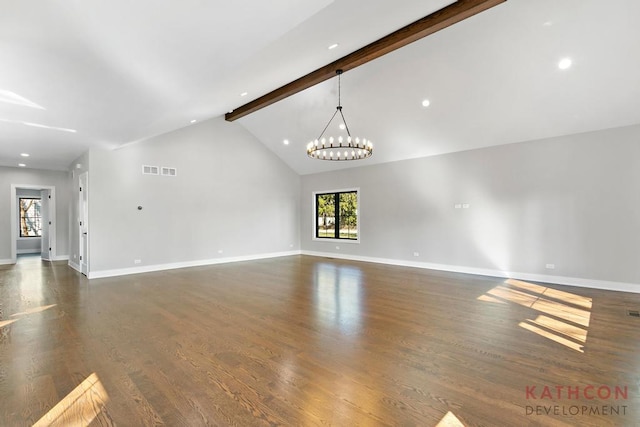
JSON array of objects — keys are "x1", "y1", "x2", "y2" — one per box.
[
  {"x1": 315, "y1": 190, "x2": 359, "y2": 240},
  {"x1": 19, "y1": 198, "x2": 42, "y2": 237}
]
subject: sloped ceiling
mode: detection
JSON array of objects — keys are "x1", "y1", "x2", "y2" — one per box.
[
  {"x1": 239, "y1": 0, "x2": 640, "y2": 174},
  {"x1": 2, "y1": 0, "x2": 640, "y2": 174}
]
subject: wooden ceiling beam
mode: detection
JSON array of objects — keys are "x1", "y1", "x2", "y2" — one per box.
[{"x1": 225, "y1": 0, "x2": 505, "y2": 122}]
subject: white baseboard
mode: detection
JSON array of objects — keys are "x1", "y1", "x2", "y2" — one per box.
[
  {"x1": 14, "y1": 252, "x2": 68, "y2": 260},
  {"x1": 68, "y1": 261, "x2": 81, "y2": 272},
  {"x1": 1, "y1": 255, "x2": 69, "y2": 263},
  {"x1": 301, "y1": 251, "x2": 640, "y2": 293},
  {"x1": 88, "y1": 250, "x2": 301, "y2": 279}
]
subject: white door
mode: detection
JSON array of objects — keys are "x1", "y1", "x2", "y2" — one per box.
[
  {"x1": 40, "y1": 189, "x2": 51, "y2": 261},
  {"x1": 79, "y1": 172, "x2": 89, "y2": 275}
]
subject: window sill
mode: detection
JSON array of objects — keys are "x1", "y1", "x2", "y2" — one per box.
[{"x1": 312, "y1": 237, "x2": 360, "y2": 244}]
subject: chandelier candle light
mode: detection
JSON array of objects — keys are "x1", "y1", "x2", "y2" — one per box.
[{"x1": 306, "y1": 70, "x2": 373, "y2": 161}]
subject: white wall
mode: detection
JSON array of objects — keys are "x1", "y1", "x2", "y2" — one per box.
[
  {"x1": 50, "y1": 116, "x2": 640, "y2": 289},
  {"x1": 86, "y1": 116, "x2": 300, "y2": 276},
  {"x1": 301, "y1": 124, "x2": 640, "y2": 290},
  {"x1": 0, "y1": 166, "x2": 71, "y2": 263}
]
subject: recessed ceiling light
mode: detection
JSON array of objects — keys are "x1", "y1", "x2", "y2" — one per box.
[
  {"x1": 422, "y1": 99, "x2": 431, "y2": 107},
  {"x1": 339, "y1": 123, "x2": 346, "y2": 130},
  {"x1": 328, "y1": 43, "x2": 339, "y2": 50},
  {"x1": 558, "y1": 58, "x2": 572, "y2": 70},
  {"x1": 240, "y1": 92, "x2": 248, "y2": 97},
  {"x1": 283, "y1": 139, "x2": 290, "y2": 145},
  {"x1": 20, "y1": 153, "x2": 29, "y2": 157},
  {"x1": 18, "y1": 163, "x2": 26, "y2": 167},
  {"x1": 190, "y1": 119, "x2": 197, "y2": 124}
]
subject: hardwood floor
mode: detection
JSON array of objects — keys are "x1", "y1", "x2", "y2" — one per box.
[{"x1": 1, "y1": 255, "x2": 639, "y2": 426}]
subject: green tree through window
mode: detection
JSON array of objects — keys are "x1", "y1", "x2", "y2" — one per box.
[
  {"x1": 19, "y1": 198, "x2": 42, "y2": 237},
  {"x1": 315, "y1": 190, "x2": 358, "y2": 240}
]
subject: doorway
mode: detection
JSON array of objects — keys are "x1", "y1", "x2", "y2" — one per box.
[{"x1": 10, "y1": 184, "x2": 56, "y2": 263}]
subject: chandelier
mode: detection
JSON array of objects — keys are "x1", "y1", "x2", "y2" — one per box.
[{"x1": 306, "y1": 70, "x2": 372, "y2": 161}]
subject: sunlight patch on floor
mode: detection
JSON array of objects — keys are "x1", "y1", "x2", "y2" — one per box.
[
  {"x1": 0, "y1": 319, "x2": 18, "y2": 329},
  {"x1": 435, "y1": 411, "x2": 466, "y2": 426},
  {"x1": 33, "y1": 372, "x2": 109, "y2": 427},
  {"x1": 478, "y1": 279, "x2": 591, "y2": 353},
  {"x1": 1, "y1": 304, "x2": 57, "y2": 330},
  {"x1": 11, "y1": 304, "x2": 57, "y2": 317},
  {"x1": 477, "y1": 294, "x2": 506, "y2": 304},
  {"x1": 519, "y1": 319, "x2": 585, "y2": 353},
  {"x1": 506, "y1": 279, "x2": 592, "y2": 310}
]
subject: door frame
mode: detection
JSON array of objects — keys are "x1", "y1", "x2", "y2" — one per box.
[
  {"x1": 78, "y1": 172, "x2": 89, "y2": 275},
  {"x1": 40, "y1": 188, "x2": 52, "y2": 261},
  {"x1": 10, "y1": 184, "x2": 57, "y2": 263}
]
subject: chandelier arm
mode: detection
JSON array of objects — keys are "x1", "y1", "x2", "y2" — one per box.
[
  {"x1": 337, "y1": 107, "x2": 352, "y2": 137},
  {"x1": 317, "y1": 108, "x2": 339, "y2": 141}
]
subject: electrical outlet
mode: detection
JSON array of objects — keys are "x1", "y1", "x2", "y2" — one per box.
[
  {"x1": 335, "y1": 246, "x2": 340, "y2": 250},
  {"x1": 454, "y1": 204, "x2": 462, "y2": 209},
  {"x1": 462, "y1": 203, "x2": 470, "y2": 209},
  {"x1": 545, "y1": 263, "x2": 555, "y2": 269},
  {"x1": 134, "y1": 259, "x2": 141, "y2": 264},
  {"x1": 218, "y1": 249, "x2": 223, "y2": 254},
  {"x1": 413, "y1": 252, "x2": 420, "y2": 257}
]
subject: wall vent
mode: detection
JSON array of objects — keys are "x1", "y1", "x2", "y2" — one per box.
[
  {"x1": 161, "y1": 167, "x2": 177, "y2": 177},
  {"x1": 142, "y1": 165, "x2": 159, "y2": 175},
  {"x1": 627, "y1": 310, "x2": 640, "y2": 317}
]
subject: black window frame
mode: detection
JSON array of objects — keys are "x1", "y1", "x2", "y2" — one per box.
[
  {"x1": 314, "y1": 189, "x2": 359, "y2": 241},
  {"x1": 19, "y1": 197, "x2": 42, "y2": 238}
]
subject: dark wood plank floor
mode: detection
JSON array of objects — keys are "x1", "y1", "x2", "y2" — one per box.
[{"x1": 1, "y1": 255, "x2": 640, "y2": 426}]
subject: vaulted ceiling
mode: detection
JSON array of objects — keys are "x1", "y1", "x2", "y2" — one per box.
[{"x1": 2, "y1": 0, "x2": 639, "y2": 174}]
